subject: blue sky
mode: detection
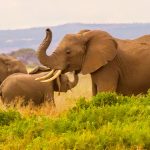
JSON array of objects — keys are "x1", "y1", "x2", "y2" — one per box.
[{"x1": 0, "y1": 0, "x2": 150, "y2": 29}]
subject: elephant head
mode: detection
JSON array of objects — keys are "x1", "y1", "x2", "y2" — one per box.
[
  {"x1": 57, "y1": 72, "x2": 79, "y2": 92},
  {"x1": 0, "y1": 54, "x2": 27, "y2": 84},
  {"x1": 36, "y1": 28, "x2": 118, "y2": 82}
]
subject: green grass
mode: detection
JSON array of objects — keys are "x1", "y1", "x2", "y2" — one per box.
[{"x1": 0, "y1": 92, "x2": 150, "y2": 150}]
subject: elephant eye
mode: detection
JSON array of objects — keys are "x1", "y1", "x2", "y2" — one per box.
[{"x1": 66, "y1": 49, "x2": 71, "y2": 54}]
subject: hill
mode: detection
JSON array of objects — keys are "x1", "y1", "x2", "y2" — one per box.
[
  {"x1": 1, "y1": 23, "x2": 150, "y2": 53},
  {"x1": 9, "y1": 48, "x2": 40, "y2": 66}
]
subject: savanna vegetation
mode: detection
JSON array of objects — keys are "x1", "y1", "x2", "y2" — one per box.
[{"x1": 0, "y1": 89, "x2": 150, "y2": 150}]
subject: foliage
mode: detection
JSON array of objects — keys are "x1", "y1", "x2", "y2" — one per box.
[
  {"x1": 0, "y1": 92, "x2": 150, "y2": 150},
  {"x1": 0, "y1": 109, "x2": 21, "y2": 126}
]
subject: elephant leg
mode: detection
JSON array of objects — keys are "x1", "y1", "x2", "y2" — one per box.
[
  {"x1": 50, "y1": 89, "x2": 56, "y2": 107},
  {"x1": 96, "y1": 74, "x2": 118, "y2": 93},
  {"x1": 92, "y1": 65, "x2": 119, "y2": 93},
  {"x1": 44, "y1": 89, "x2": 56, "y2": 107},
  {"x1": 46, "y1": 95, "x2": 56, "y2": 107},
  {"x1": 51, "y1": 92, "x2": 56, "y2": 107},
  {"x1": 97, "y1": 75, "x2": 118, "y2": 93},
  {"x1": 97, "y1": 81, "x2": 117, "y2": 93},
  {"x1": 92, "y1": 81, "x2": 97, "y2": 96},
  {"x1": 52, "y1": 99, "x2": 56, "y2": 107}
]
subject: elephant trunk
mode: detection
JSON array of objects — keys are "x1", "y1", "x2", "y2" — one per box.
[
  {"x1": 68, "y1": 73, "x2": 79, "y2": 89},
  {"x1": 37, "y1": 29, "x2": 57, "y2": 68}
]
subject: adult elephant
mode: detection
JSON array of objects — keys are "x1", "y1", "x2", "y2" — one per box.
[
  {"x1": 36, "y1": 29, "x2": 150, "y2": 96},
  {"x1": 0, "y1": 54, "x2": 27, "y2": 84},
  {"x1": 0, "y1": 66, "x2": 78, "y2": 106}
]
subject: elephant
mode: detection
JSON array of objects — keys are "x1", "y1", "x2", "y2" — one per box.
[
  {"x1": 0, "y1": 66, "x2": 78, "y2": 106},
  {"x1": 0, "y1": 54, "x2": 27, "y2": 84},
  {"x1": 35, "y1": 28, "x2": 150, "y2": 96}
]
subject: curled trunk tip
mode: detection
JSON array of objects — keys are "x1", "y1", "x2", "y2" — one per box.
[
  {"x1": 69, "y1": 73, "x2": 79, "y2": 89},
  {"x1": 46, "y1": 28, "x2": 51, "y2": 32}
]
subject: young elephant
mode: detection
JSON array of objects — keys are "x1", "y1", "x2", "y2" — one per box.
[{"x1": 0, "y1": 66, "x2": 78, "y2": 106}]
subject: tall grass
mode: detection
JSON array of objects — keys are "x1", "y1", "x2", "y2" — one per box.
[{"x1": 0, "y1": 92, "x2": 150, "y2": 150}]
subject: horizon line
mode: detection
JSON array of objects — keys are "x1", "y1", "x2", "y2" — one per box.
[{"x1": 1, "y1": 22, "x2": 150, "y2": 31}]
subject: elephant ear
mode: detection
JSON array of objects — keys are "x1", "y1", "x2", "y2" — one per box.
[{"x1": 81, "y1": 30, "x2": 118, "y2": 74}]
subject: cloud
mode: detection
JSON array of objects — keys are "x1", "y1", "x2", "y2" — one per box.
[
  {"x1": 5, "y1": 40, "x2": 14, "y2": 43},
  {"x1": 20, "y1": 38, "x2": 33, "y2": 41}
]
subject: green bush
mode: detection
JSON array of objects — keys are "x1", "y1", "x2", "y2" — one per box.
[
  {"x1": 0, "y1": 109, "x2": 21, "y2": 126},
  {"x1": 0, "y1": 92, "x2": 150, "y2": 149}
]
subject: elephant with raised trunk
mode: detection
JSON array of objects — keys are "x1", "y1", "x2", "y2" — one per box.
[
  {"x1": 0, "y1": 66, "x2": 78, "y2": 106},
  {"x1": 0, "y1": 54, "x2": 27, "y2": 84},
  {"x1": 36, "y1": 28, "x2": 150, "y2": 96}
]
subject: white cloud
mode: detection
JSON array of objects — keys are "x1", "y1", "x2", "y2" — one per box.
[
  {"x1": 0, "y1": 0, "x2": 150, "y2": 29},
  {"x1": 5, "y1": 40, "x2": 13, "y2": 43},
  {"x1": 20, "y1": 38, "x2": 33, "y2": 41}
]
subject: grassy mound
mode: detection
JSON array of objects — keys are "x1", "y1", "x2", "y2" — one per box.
[{"x1": 0, "y1": 92, "x2": 150, "y2": 150}]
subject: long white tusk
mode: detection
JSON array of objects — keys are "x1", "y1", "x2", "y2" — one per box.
[
  {"x1": 35, "y1": 69, "x2": 55, "y2": 81},
  {"x1": 41, "y1": 70, "x2": 62, "y2": 83},
  {"x1": 56, "y1": 76, "x2": 61, "y2": 95}
]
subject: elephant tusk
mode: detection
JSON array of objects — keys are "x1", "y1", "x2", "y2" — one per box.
[
  {"x1": 35, "y1": 69, "x2": 55, "y2": 81},
  {"x1": 56, "y1": 76, "x2": 61, "y2": 95},
  {"x1": 28, "y1": 66, "x2": 39, "y2": 74},
  {"x1": 41, "y1": 70, "x2": 62, "y2": 83}
]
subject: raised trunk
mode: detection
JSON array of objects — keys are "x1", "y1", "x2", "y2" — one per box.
[
  {"x1": 69, "y1": 73, "x2": 79, "y2": 89},
  {"x1": 37, "y1": 29, "x2": 56, "y2": 68}
]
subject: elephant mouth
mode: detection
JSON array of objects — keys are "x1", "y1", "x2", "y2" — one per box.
[
  {"x1": 63, "y1": 68, "x2": 81, "y2": 74},
  {"x1": 64, "y1": 64, "x2": 72, "y2": 72}
]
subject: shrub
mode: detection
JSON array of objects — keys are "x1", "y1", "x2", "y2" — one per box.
[
  {"x1": 0, "y1": 109, "x2": 21, "y2": 126},
  {"x1": 0, "y1": 92, "x2": 150, "y2": 149}
]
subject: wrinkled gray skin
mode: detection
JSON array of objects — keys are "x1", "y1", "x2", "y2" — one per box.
[
  {"x1": 0, "y1": 66, "x2": 78, "y2": 106},
  {"x1": 37, "y1": 29, "x2": 150, "y2": 96},
  {"x1": 0, "y1": 54, "x2": 27, "y2": 84}
]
